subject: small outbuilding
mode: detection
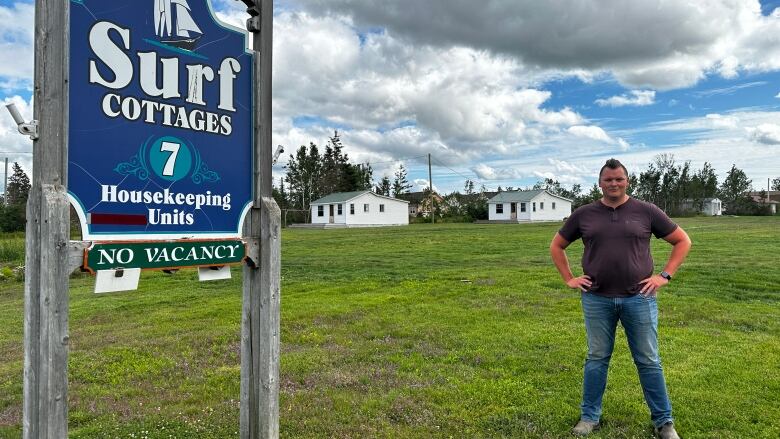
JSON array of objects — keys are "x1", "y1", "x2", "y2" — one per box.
[
  {"x1": 310, "y1": 191, "x2": 409, "y2": 227},
  {"x1": 487, "y1": 189, "x2": 572, "y2": 222},
  {"x1": 681, "y1": 198, "x2": 722, "y2": 216}
]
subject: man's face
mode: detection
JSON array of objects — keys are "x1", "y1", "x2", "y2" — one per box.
[{"x1": 599, "y1": 167, "x2": 628, "y2": 199}]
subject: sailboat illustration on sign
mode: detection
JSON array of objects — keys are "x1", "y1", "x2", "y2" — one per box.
[{"x1": 154, "y1": 0, "x2": 203, "y2": 51}]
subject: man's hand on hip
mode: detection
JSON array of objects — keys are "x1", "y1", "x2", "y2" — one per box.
[
  {"x1": 566, "y1": 275, "x2": 592, "y2": 292},
  {"x1": 638, "y1": 275, "x2": 669, "y2": 296}
]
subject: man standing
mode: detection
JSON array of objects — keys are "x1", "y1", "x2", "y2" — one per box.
[{"x1": 550, "y1": 159, "x2": 691, "y2": 439}]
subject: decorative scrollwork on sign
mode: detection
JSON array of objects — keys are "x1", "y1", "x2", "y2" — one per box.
[
  {"x1": 114, "y1": 154, "x2": 150, "y2": 180},
  {"x1": 191, "y1": 162, "x2": 220, "y2": 184}
]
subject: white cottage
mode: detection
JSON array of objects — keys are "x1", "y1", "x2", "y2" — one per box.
[
  {"x1": 487, "y1": 189, "x2": 572, "y2": 222},
  {"x1": 310, "y1": 191, "x2": 409, "y2": 227}
]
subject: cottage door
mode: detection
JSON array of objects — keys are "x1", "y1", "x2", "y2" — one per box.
[
  {"x1": 510, "y1": 203, "x2": 517, "y2": 220},
  {"x1": 329, "y1": 204, "x2": 335, "y2": 223}
]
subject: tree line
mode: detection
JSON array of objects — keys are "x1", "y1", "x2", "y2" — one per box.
[
  {"x1": 523, "y1": 154, "x2": 777, "y2": 216},
  {"x1": 0, "y1": 162, "x2": 31, "y2": 232},
  {"x1": 2, "y1": 151, "x2": 778, "y2": 231},
  {"x1": 273, "y1": 143, "x2": 778, "y2": 222},
  {"x1": 274, "y1": 131, "x2": 414, "y2": 221},
  {"x1": 406, "y1": 155, "x2": 778, "y2": 221}
]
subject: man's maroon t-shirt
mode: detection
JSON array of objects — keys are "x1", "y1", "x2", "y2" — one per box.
[{"x1": 558, "y1": 198, "x2": 678, "y2": 298}]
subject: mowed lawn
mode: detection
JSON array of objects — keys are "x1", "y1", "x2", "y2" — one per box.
[{"x1": 0, "y1": 216, "x2": 779, "y2": 438}]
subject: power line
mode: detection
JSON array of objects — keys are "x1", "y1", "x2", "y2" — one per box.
[
  {"x1": 0, "y1": 151, "x2": 33, "y2": 154},
  {"x1": 430, "y1": 155, "x2": 499, "y2": 192},
  {"x1": 363, "y1": 154, "x2": 428, "y2": 166}
]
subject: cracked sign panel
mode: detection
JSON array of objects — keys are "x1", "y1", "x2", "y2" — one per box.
[{"x1": 69, "y1": 0, "x2": 253, "y2": 240}]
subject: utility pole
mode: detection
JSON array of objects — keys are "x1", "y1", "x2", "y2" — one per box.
[
  {"x1": 428, "y1": 153, "x2": 434, "y2": 224},
  {"x1": 3, "y1": 157, "x2": 7, "y2": 205}
]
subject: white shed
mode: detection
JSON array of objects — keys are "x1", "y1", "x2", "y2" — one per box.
[
  {"x1": 681, "y1": 198, "x2": 722, "y2": 216},
  {"x1": 310, "y1": 191, "x2": 409, "y2": 227},
  {"x1": 487, "y1": 189, "x2": 572, "y2": 222}
]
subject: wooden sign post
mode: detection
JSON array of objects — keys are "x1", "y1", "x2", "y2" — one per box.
[
  {"x1": 23, "y1": 0, "x2": 280, "y2": 437},
  {"x1": 24, "y1": 0, "x2": 71, "y2": 436},
  {"x1": 240, "y1": 1, "x2": 281, "y2": 438}
]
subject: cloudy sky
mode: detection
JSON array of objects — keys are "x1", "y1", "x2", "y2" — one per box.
[{"x1": 2, "y1": 0, "x2": 780, "y2": 194}]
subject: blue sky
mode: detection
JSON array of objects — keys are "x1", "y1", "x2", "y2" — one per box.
[{"x1": 2, "y1": 0, "x2": 780, "y2": 194}]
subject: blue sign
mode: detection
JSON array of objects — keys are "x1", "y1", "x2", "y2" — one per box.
[{"x1": 69, "y1": 0, "x2": 253, "y2": 240}]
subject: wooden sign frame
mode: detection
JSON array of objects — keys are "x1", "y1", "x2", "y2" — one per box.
[{"x1": 23, "y1": 1, "x2": 280, "y2": 438}]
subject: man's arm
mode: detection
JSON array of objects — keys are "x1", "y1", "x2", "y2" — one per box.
[
  {"x1": 550, "y1": 232, "x2": 592, "y2": 291},
  {"x1": 639, "y1": 226, "x2": 692, "y2": 296}
]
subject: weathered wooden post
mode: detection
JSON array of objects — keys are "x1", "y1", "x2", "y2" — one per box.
[
  {"x1": 239, "y1": 1, "x2": 281, "y2": 438},
  {"x1": 23, "y1": 0, "x2": 71, "y2": 436}
]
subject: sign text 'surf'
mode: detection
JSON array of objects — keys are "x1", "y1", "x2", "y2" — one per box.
[{"x1": 69, "y1": 0, "x2": 253, "y2": 240}]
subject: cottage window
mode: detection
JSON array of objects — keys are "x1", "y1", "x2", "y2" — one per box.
[
  {"x1": 520, "y1": 203, "x2": 526, "y2": 212},
  {"x1": 380, "y1": 204, "x2": 385, "y2": 213},
  {"x1": 338, "y1": 204, "x2": 343, "y2": 215},
  {"x1": 317, "y1": 205, "x2": 324, "y2": 217},
  {"x1": 350, "y1": 204, "x2": 355, "y2": 215},
  {"x1": 540, "y1": 202, "x2": 544, "y2": 210},
  {"x1": 364, "y1": 203, "x2": 369, "y2": 212},
  {"x1": 496, "y1": 203, "x2": 504, "y2": 214},
  {"x1": 533, "y1": 202, "x2": 536, "y2": 212},
  {"x1": 552, "y1": 202, "x2": 556, "y2": 210}
]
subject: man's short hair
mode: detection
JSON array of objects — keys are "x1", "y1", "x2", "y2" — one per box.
[{"x1": 599, "y1": 158, "x2": 628, "y2": 179}]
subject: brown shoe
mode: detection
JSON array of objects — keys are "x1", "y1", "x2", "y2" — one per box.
[
  {"x1": 572, "y1": 420, "x2": 600, "y2": 436},
  {"x1": 655, "y1": 422, "x2": 681, "y2": 439}
]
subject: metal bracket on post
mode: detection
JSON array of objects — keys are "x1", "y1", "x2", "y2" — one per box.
[
  {"x1": 5, "y1": 103, "x2": 39, "y2": 140},
  {"x1": 67, "y1": 241, "x2": 91, "y2": 274},
  {"x1": 197, "y1": 265, "x2": 232, "y2": 281},
  {"x1": 247, "y1": 16, "x2": 261, "y2": 32},
  {"x1": 244, "y1": 233, "x2": 261, "y2": 268},
  {"x1": 237, "y1": 0, "x2": 261, "y2": 31}
]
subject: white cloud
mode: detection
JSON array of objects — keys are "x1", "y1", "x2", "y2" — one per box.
[
  {"x1": 531, "y1": 171, "x2": 582, "y2": 185},
  {"x1": 595, "y1": 90, "x2": 656, "y2": 107},
  {"x1": 567, "y1": 125, "x2": 612, "y2": 142},
  {"x1": 298, "y1": 0, "x2": 780, "y2": 90},
  {"x1": 748, "y1": 123, "x2": 780, "y2": 144},
  {"x1": 0, "y1": 3, "x2": 34, "y2": 91},
  {"x1": 412, "y1": 178, "x2": 439, "y2": 193},
  {"x1": 270, "y1": 11, "x2": 588, "y2": 167},
  {"x1": 547, "y1": 158, "x2": 591, "y2": 175},
  {"x1": 471, "y1": 164, "x2": 524, "y2": 181},
  {"x1": 692, "y1": 81, "x2": 767, "y2": 98}
]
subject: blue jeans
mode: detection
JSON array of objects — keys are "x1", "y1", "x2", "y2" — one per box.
[{"x1": 580, "y1": 292, "x2": 673, "y2": 428}]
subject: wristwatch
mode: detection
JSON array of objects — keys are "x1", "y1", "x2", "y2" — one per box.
[{"x1": 660, "y1": 271, "x2": 672, "y2": 281}]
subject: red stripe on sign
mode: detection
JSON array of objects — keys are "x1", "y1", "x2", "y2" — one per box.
[{"x1": 89, "y1": 213, "x2": 148, "y2": 225}]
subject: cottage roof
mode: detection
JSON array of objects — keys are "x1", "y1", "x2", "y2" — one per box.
[
  {"x1": 311, "y1": 191, "x2": 409, "y2": 205},
  {"x1": 488, "y1": 189, "x2": 572, "y2": 203},
  {"x1": 311, "y1": 191, "x2": 369, "y2": 204}
]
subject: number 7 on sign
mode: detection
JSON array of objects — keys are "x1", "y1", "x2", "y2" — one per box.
[{"x1": 160, "y1": 141, "x2": 181, "y2": 176}]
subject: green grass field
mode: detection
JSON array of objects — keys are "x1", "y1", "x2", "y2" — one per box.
[{"x1": 0, "y1": 216, "x2": 779, "y2": 438}]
